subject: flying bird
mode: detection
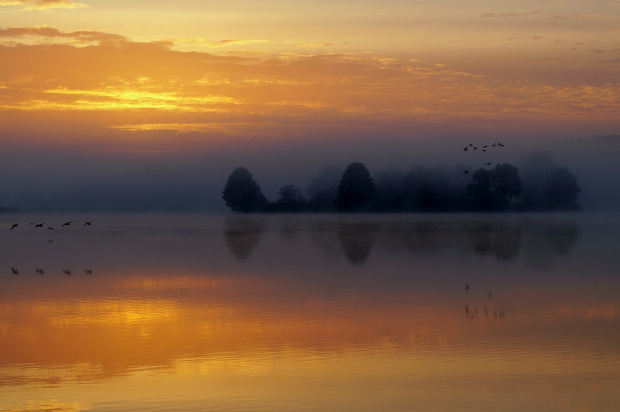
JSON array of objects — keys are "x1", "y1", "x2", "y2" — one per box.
[
  {"x1": 62, "y1": 221, "x2": 72, "y2": 227},
  {"x1": 463, "y1": 147, "x2": 468, "y2": 152},
  {"x1": 84, "y1": 222, "x2": 92, "y2": 226},
  {"x1": 11, "y1": 224, "x2": 18, "y2": 230},
  {"x1": 464, "y1": 170, "x2": 470, "y2": 175},
  {"x1": 35, "y1": 223, "x2": 44, "y2": 228},
  {"x1": 11, "y1": 267, "x2": 19, "y2": 275},
  {"x1": 485, "y1": 162, "x2": 491, "y2": 165}
]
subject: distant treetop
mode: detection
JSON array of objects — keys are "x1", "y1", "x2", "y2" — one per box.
[{"x1": 222, "y1": 167, "x2": 268, "y2": 213}]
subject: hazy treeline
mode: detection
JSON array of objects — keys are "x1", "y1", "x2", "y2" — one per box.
[{"x1": 222, "y1": 152, "x2": 581, "y2": 213}]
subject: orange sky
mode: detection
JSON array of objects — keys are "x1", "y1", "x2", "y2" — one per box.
[{"x1": 1, "y1": 0, "x2": 619, "y2": 154}]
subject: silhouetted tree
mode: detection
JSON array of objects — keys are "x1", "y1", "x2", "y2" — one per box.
[
  {"x1": 271, "y1": 184, "x2": 307, "y2": 212},
  {"x1": 306, "y1": 165, "x2": 342, "y2": 209},
  {"x1": 414, "y1": 183, "x2": 443, "y2": 211},
  {"x1": 466, "y1": 169, "x2": 494, "y2": 211},
  {"x1": 491, "y1": 163, "x2": 521, "y2": 209},
  {"x1": 520, "y1": 152, "x2": 557, "y2": 209},
  {"x1": 544, "y1": 167, "x2": 581, "y2": 210},
  {"x1": 222, "y1": 167, "x2": 268, "y2": 213},
  {"x1": 466, "y1": 164, "x2": 521, "y2": 211},
  {"x1": 373, "y1": 167, "x2": 405, "y2": 212},
  {"x1": 335, "y1": 162, "x2": 375, "y2": 212}
]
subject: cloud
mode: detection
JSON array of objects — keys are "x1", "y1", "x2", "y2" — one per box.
[
  {"x1": 170, "y1": 37, "x2": 270, "y2": 48},
  {"x1": 294, "y1": 43, "x2": 332, "y2": 48},
  {"x1": 0, "y1": 0, "x2": 87, "y2": 10},
  {"x1": 481, "y1": 9, "x2": 544, "y2": 18},
  {"x1": 0, "y1": 26, "x2": 128, "y2": 46},
  {"x1": 0, "y1": 25, "x2": 618, "y2": 153}
]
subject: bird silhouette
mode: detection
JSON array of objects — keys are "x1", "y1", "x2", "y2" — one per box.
[
  {"x1": 62, "y1": 221, "x2": 72, "y2": 227},
  {"x1": 11, "y1": 267, "x2": 19, "y2": 275},
  {"x1": 464, "y1": 170, "x2": 470, "y2": 175},
  {"x1": 84, "y1": 222, "x2": 92, "y2": 226},
  {"x1": 463, "y1": 147, "x2": 468, "y2": 152},
  {"x1": 35, "y1": 223, "x2": 44, "y2": 228},
  {"x1": 465, "y1": 283, "x2": 470, "y2": 291},
  {"x1": 35, "y1": 268, "x2": 45, "y2": 275},
  {"x1": 84, "y1": 269, "x2": 92, "y2": 275},
  {"x1": 63, "y1": 269, "x2": 71, "y2": 275},
  {"x1": 11, "y1": 224, "x2": 18, "y2": 230},
  {"x1": 485, "y1": 162, "x2": 491, "y2": 165}
]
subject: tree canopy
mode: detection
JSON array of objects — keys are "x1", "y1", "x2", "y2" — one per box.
[
  {"x1": 544, "y1": 167, "x2": 581, "y2": 210},
  {"x1": 222, "y1": 167, "x2": 268, "y2": 213},
  {"x1": 334, "y1": 162, "x2": 376, "y2": 211},
  {"x1": 220, "y1": 157, "x2": 581, "y2": 214}
]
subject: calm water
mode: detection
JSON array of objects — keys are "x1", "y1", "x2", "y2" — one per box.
[{"x1": 1, "y1": 213, "x2": 619, "y2": 411}]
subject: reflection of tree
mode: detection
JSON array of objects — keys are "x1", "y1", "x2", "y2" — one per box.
[
  {"x1": 468, "y1": 223, "x2": 493, "y2": 256},
  {"x1": 401, "y1": 223, "x2": 442, "y2": 256},
  {"x1": 337, "y1": 223, "x2": 378, "y2": 265},
  {"x1": 223, "y1": 217, "x2": 265, "y2": 260},
  {"x1": 467, "y1": 222, "x2": 521, "y2": 261},
  {"x1": 523, "y1": 221, "x2": 581, "y2": 269},
  {"x1": 279, "y1": 218, "x2": 303, "y2": 240},
  {"x1": 493, "y1": 224, "x2": 521, "y2": 261},
  {"x1": 545, "y1": 222, "x2": 580, "y2": 255}
]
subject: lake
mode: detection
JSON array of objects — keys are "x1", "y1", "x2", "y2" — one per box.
[{"x1": 1, "y1": 213, "x2": 619, "y2": 411}]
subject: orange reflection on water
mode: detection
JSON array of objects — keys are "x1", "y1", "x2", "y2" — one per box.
[{"x1": 1, "y1": 264, "x2": 619, "y2": 411}]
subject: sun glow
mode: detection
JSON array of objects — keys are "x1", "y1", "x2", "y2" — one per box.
[{"x1": 37, "y1": 87, "x2": 238, "y2": 111}]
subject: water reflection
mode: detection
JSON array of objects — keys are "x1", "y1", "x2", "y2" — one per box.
[
  {"x1": 337, "y1": 222, "x2": 378, "y2": 264},
  {"x1": 0, "y1": 213, "x2": 618, "y2": 412},
  {"x1": 467, "y1": 221, "x2": 521, "y2": 261},
  {"x1": 221, "y1": 215, "x2": 581, "y2": 266},
  {"x1": 545, "y1": 221, "x2": 581, "y2": 255},
  {"x1": 223, "y1": 216, "x2": 265, "y2": 260}
]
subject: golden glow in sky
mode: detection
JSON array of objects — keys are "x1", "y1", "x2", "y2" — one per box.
[{"x1": 0, "y1": 0, "x2": 619, "y2": 150}]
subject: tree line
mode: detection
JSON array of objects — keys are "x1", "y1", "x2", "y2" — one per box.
[{"x1": 222, "y1": 157, "x2": 581, "y2": 213}]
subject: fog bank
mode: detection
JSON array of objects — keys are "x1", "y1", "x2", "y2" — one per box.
[{"x1": 1, "y1": 134, "x2": 618, "y2": 213}]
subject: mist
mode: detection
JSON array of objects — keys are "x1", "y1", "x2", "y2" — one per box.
[{"x1": 1, "y1": 133, "x2": 618, "y2": 213}]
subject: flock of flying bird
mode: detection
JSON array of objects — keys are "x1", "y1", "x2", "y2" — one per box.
[
  {"x1": 10, "y1": 221, "x2": 92, "y2": 231},
  {"x1": 7, "y1": 220, "x2": 94, "y2": 276},
  {"x1": 462, "y1": 141, "x2": 505, "y2": 175}
]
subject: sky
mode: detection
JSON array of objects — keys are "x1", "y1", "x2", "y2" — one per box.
[{"x1": 0, "y1": 0, "x2": 619, "y2": 211}]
